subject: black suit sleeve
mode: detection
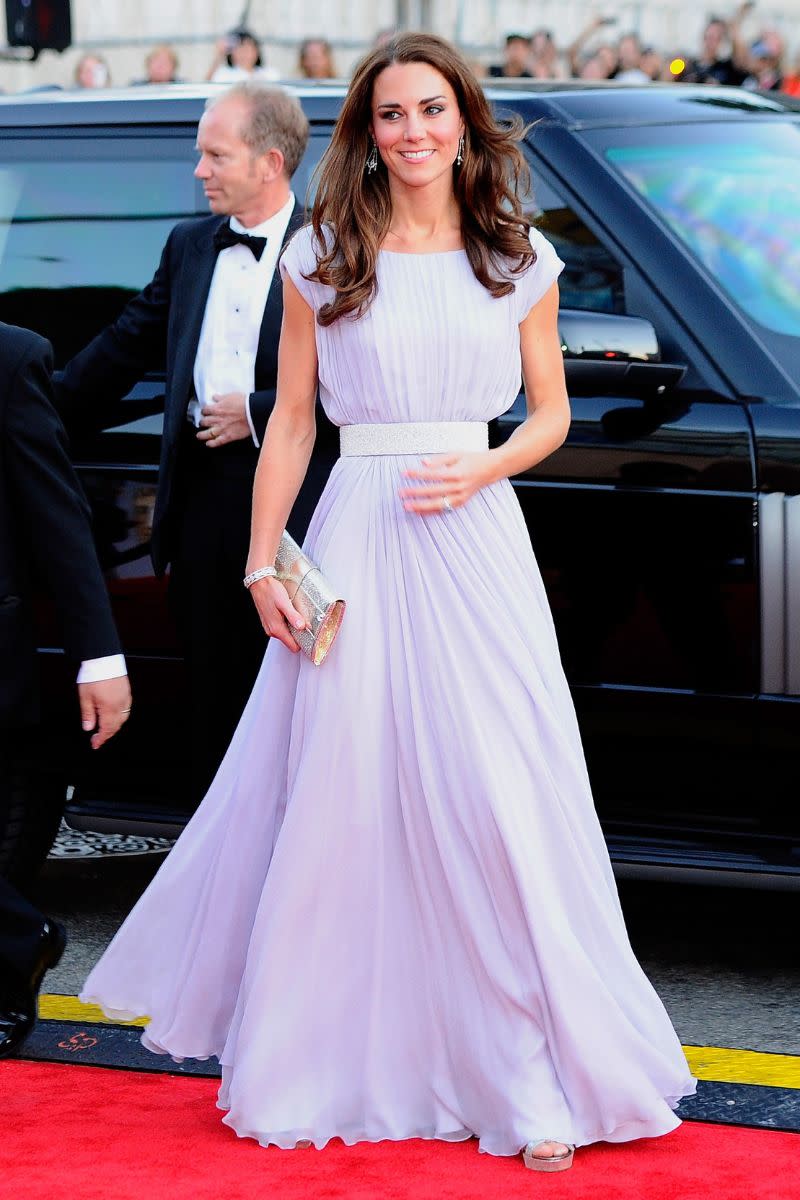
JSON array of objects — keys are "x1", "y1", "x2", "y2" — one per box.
[
  {"x1": 54, "y1": 228, "x2": 175, "y2": 433},
  {"x1": 248, "y1": 389, "x2": 340, "y2": 451},
  {"x1": 247, "y1": 387, "x2": 277, "y2": 444},
  {"x1": 6, "y1": 337, "x2": 121, "y2": 663}
]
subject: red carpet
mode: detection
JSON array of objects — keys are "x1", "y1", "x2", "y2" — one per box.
[{"x1": 2, "y1": 1060, "x2": 798, "y2": 1200}]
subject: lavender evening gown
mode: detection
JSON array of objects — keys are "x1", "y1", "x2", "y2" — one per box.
[{"x1": 81, "y1": 225, "x2": 696, "y2": 1154}]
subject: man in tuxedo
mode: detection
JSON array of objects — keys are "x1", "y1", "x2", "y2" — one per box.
[
  {"x1": 0, "y1": 321, "x2": 131, "y2": 1058},
  {"x1": 56, "y1": 83, "x2": 337, "y2": 800}
]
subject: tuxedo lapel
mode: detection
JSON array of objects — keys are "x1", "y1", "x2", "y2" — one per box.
[
  {"x1": 165, "y1": 204, "x2": 305, "y2": 442},
  {"x1": 254, "y1": 202, "x2": 306, "y2": 384},
  {"x1": 164, "y1": 217, "x2": 223, "y2": 443}
]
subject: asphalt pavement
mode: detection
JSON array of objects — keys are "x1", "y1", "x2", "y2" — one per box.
[{"x1": 28, "y1": 827, "x2": 800, "y2": 1057}]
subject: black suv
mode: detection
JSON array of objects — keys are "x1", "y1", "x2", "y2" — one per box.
[{"x1": 2, "y1": 82, "x2": 799, "y2": 887}]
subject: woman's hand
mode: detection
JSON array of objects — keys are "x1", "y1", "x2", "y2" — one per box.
[
  {"x1": 399, "y1": 451, "x2": 496, "y2": 514},
  {"x1": 248, "y1": 577, "x2": 307, "y2": 652}
]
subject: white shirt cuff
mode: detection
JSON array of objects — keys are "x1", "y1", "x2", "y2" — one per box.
[
  {"x1": 245, "y1": 394, "x2": 260, "y2": 448},
  {"x1": 77, "y1": 654, "x2": 128, "y2": 684}
]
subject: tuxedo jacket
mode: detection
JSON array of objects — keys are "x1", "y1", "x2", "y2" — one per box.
[
  {"x1": 0, "y1": 323, "x2": 121, "y2": 728},
  {"x1": 56, "y1": 202, "x2": 337, "y2": 575}
]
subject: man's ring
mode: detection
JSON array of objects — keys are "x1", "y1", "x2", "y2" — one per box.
[
  {"x1": 121, "y1": 707, "x2": 132, "y2": 715},
  {"x1": 441, "y1": 497, "x2": 453, "y2": 511},
  {"x1": 212, "y1": 427, "x2": 221, "y2": 439}
]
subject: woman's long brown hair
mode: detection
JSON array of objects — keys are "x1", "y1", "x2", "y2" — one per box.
[{"x1": 306, "y1": 33, "x2": 535, "y2": 326}]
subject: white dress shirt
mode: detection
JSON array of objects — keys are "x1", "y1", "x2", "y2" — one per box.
[
  {"x1": 77, "y1": 654, "x2": 127, "y2": 684},
  {"x1": 188, "y1": 192, "x2": 296, "y2": 447}
]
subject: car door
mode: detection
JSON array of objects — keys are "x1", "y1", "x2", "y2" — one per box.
[
  {"x1": 0, "y1": 118, "x2": 337, "y2": 826},
  {"x1": 750, "y1": 403, "x2": 800, "y2": 849},
  {"x1": 500, "y1": 129, "x2": 760, "y2": 863},
  {"x1": 0, "y1": 123, "x2": 205, "y2": 813}
]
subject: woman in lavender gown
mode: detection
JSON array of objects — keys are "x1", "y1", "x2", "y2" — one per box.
[{"x1": 81, "y1": 33, "x2": 696, "y2": 1170}]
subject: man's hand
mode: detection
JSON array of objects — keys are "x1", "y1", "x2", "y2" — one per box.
[
  {"x1": 197, "y1": 393, "x2": 251, "y2": 447},
  {"x1": 78, "y1": 676, "x2": 132, "y2": 750}
]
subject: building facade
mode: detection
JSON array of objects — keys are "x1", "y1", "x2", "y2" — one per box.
[{"x1": 1, "y1": 0, "x2": 797, "y2": 91}]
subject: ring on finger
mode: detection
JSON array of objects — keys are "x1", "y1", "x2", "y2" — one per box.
[
  {"x1": 441, "y1": 496, "x2": 453, "y2": 512},
  {"x1": 212, "y1": 427, "x2": 221, "y2": 439}
]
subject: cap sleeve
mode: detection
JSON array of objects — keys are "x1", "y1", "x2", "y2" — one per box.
[
  {"x1": 279, "y1": 223, "x2": 325, "y2": 310},
  {"x1": 515, "y1": 225, "x2": 565, "y2": 322}
]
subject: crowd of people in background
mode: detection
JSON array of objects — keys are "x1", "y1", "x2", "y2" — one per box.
[
  {"x1": 54, "y1": 7, "x2": 800, "y2": 99},
  {"x1": 486, "y1": 3, "x2": 799, "y2": 94},
  {"x1": 68, "y1": 29, "x2": 341, "y2": 91}
]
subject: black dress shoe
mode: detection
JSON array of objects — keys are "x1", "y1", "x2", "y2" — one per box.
[
  {"x1": 26, "y1": 919, "x2": 67, "y2": 997},
  {"x1": 0, "y1": 1005, "x2": 35, "y2": 1060},
  {"x1": 0, "y1": 920, "x2": 66, "y2": 1060}
]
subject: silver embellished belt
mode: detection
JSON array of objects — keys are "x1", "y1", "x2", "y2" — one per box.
[{"x1": 339, "y1": 421, "x2": 489, "y2": 457}]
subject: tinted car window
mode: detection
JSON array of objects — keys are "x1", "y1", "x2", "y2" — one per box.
[
  {"x1": 587, "y1": 120, "x2": 800, "y2": 381},
  {"x1": 524, "y1": 168, "x2": 625, "y2": 314},
  {"x1": 0, "y1": 136, "x2": 202, "y2": 365},
  {"x1": 289, "y1": 132, "x2": 331, "y2": 207},
  {"x1": 604, "y1": 123, "x2": 800, "y2": 337},
  {"x1": 0, "y1": 129, "x2": 332, "y2": 368}
]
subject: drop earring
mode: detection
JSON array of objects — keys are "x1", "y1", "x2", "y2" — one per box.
[
  {"x1": 366, "y1": 141, "x2": 378, "y2": 174},
  {"x1": 456, "y1": 135, "x2": 464, "y2": 167}
]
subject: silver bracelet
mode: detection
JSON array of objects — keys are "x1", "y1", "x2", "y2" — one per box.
[{"x1": 243, "y1": 566, "x2": 278, "y2": 589}]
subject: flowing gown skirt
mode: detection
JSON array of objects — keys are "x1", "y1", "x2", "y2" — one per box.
[{"x1": 81, "y1": 455, "x2": 696, "y2": 1154}]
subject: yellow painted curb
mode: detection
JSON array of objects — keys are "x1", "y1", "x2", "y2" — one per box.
[
  {"x1": 683, "y1": 1045, "x2": 800, "y2": 1089},
  {"x1": 39, "y1": 994, "x2": 149, "y2": 1028},
  {"x1": 37, "y1": 997, "x2": 800, "y2": 1090}
]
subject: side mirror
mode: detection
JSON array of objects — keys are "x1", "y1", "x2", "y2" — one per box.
[{"x1": 559, "y1": 310, "x2": 686, "y2": 396}]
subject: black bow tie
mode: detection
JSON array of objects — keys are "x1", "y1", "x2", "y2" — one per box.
[{"x1": 213, "y1": 221, "x2": 267, "y2": 262}]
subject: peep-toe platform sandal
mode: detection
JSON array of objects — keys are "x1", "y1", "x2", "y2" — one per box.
[{"x1": 522, "y1": 1139, "x2": 576, "y2": 1172}]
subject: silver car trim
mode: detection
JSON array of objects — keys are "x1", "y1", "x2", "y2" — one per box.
[
  {"x1": 613, "y1": 861, "x2": 800, "y2": 892},
  {"x1": 759, "y1": 492, "x2": 800, "y2": 696},
  {"x1": 759, "y1": 492, "x2": 786, "y2": 694},
  {"x1": 786, "y1": 494, "x2": 800, "y2": 695}
]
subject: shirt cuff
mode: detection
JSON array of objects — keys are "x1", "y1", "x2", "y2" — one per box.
[
  {"x1": 77, "y1": 654, "x2": 128, "y2": 684},
  {"x1": 245, "y1": 394, "x2": 260, "y2": 448}
]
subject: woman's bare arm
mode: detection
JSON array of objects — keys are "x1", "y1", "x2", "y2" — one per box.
[
  {"x1": 245, "y1": 274, "x2": 319, "y2": 650},
  {"x1": 490, "y1": 282, "x2": 571, "y2": 476},
  {"x1": 567, "y1": 16, "x2": 606, "y2": 77},
  {"x1": 399, "y1": 283, "x2": 570, "y2": 512}
]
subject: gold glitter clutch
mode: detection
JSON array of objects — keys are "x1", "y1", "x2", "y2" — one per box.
[{"x1": 275, "y1": 532, "x2": 345, "y2": 666}]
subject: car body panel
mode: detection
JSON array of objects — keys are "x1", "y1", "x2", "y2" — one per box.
[{"x1": 1, "y1": 83, "x2": 797, "y2": 880}]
